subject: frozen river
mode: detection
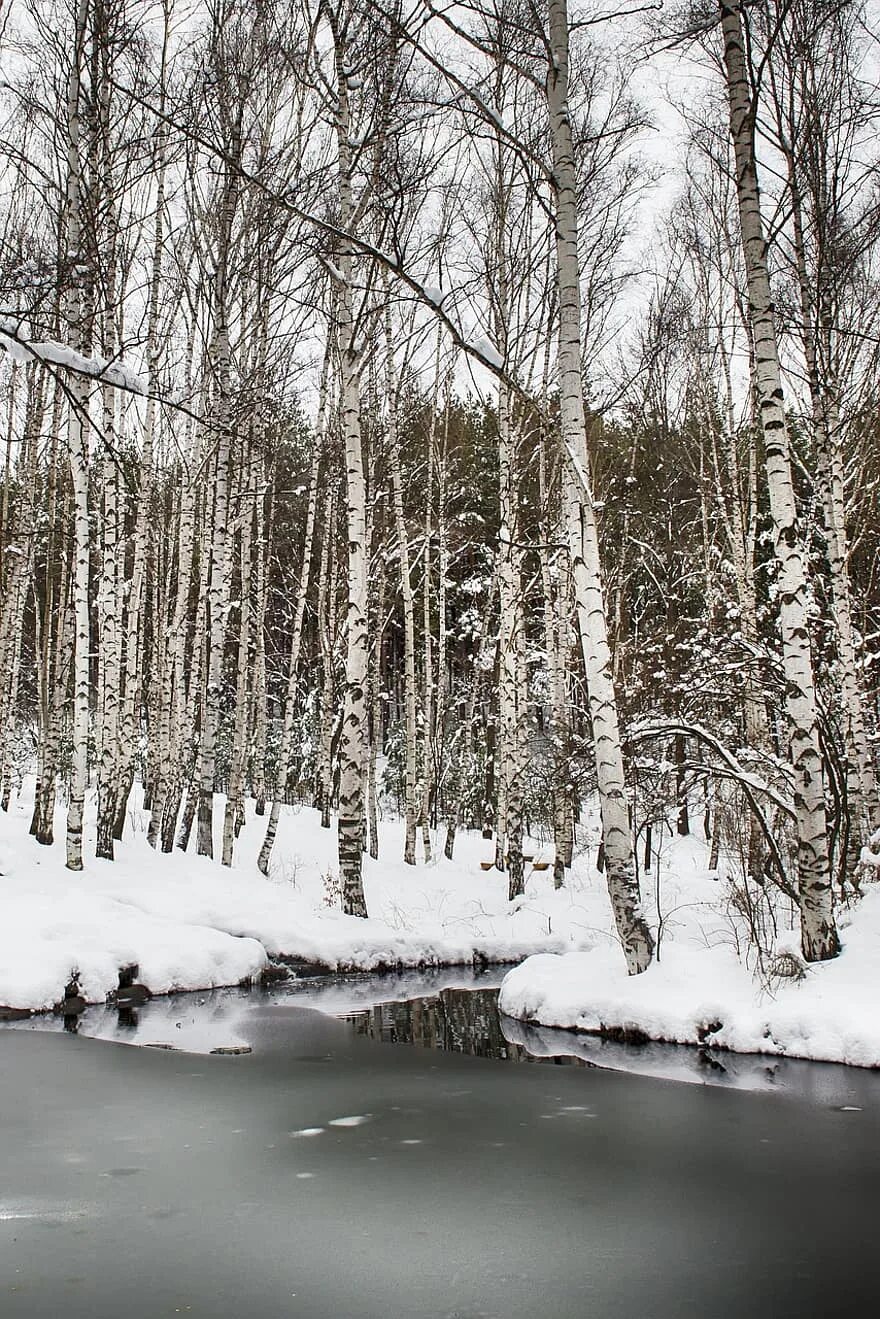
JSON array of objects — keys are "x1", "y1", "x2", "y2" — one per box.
[{"x1": 1, "y1": 971, "x2": 878, "y2": 1317}]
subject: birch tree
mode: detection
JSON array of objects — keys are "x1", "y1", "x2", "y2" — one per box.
[
  {"x1": 545, "y1": 0, "x2": 653, "y2": 970},
  {"x1": 717, "y1": 0, "x2": 839, "y2": 959},
  {"x1": 62, "y1": 0, "x2": 93, "y2": 872},
  {"x1": 765, "y1": 0, "x2": 880, "y2": 845}
]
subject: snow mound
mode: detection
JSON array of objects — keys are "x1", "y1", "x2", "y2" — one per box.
[
  {"x1": 0, "y1": 782, "x2": 574, "y2": 1012},
  {"x1": 499, "y1": 892, "x2": 880, "y2": 1069}
]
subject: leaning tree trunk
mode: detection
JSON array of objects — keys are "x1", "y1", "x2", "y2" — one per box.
[
  {"x1": 718, "y1": 0, "x2": 838, "y2": 960},
  {"x1": 546, "y1": 0, "x2": 653, "y2": 972}
]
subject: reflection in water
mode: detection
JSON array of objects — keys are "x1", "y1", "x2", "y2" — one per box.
[
  {"x1": 347, "y1": 988, "x2": 590, "y2": 1066},
  {"x1": 4, "y1": 972, "x2": 878, "y2": 1106},
  {"x1": 348, "y1": 987, "x2": 880, "y2": 1107},
  {"x1": 4, "y1": 990, "x2": 878, "y2": 1319}
]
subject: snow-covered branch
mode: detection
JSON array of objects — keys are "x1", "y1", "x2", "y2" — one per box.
[{"x1": 0, "y1": 321, "x2": 146, "y2": 394}]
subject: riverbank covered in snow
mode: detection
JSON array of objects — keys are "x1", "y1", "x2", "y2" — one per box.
[
  {"x1": 499, "y1": 890, "x2": 880, "y2": 1069},
  {"x1": 4, "y1": 777, "x2": 878, "y2": 1069},
  {"x1": 0, "y1": 779, "x2": 590, "y2": 1013}
]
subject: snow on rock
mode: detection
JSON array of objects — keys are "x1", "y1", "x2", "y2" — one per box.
[
  {"x1": 860, "y1": 829, "x2": 880, "y2": 871},
  {"x1": 0, "y1": 883, "x2": 267, "y2": 1011},
  {"x1": 499, "y1": 888, "x2": 880, "y2": 1069}
]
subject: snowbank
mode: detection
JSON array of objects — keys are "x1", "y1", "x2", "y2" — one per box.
[
  {"x1": 5, "y1": 777, "x2": 879, "y2": 1070},
  {"x1": 0, "y1": 781, "x2": 582, "y2": 1012},
  {"x1": 499, "y1": 887, "x2": 880, "y2": 1069}
]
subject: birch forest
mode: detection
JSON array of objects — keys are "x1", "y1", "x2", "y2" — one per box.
[{"x1": 1, "y1": 0, "x2": 879, "y2": 974}]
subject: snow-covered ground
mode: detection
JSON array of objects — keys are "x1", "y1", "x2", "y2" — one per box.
[
  {"x1": 3, "y1": 777, "x2": 878, "y2": 1071},
  {"x1": 499, "y1": 845, "x2": 880, "y2": 1069},
  {"x1": 0, "y1": 778, "x2": 591, "y2": 1012}
]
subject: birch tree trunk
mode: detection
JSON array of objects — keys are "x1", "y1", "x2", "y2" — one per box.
[
  {"x1": 718, "y1": 0, "x2": 838, "y2": 960},
  {"x1": 94, "y1": 42, "x2": 123, "y2": 859},
  {"x1": 384, "y1": 297, "x2": 419, "y2": 865},
  {"x1": 538, "y1": 420, "x2": 572, "y2": 889},
  {"x1": 0, "y1": 370, "x2": 43, "y2": 811},
  {"x1": 419, "y1": 336, "x2": 445, "y2": 859},
  {"x1": 31, "y1": 387, "x2": 66, "y2": 845},
  {"x1": 64, "y1": 0, "x2": 92, "y2": 872},
  {"x1": 256, "y1": 398, "x2": 323, "y2": 873},
  {"x1": 495, "y1": 381, "x2": 525, "y2": 896},
  {"x1": 367, "y1": 554, "x2": 386, "y2": 860},
  {"x1": 196, "y1": 174, "x2": 237, "y2": 858},
  {"x1": 331, "y1": 20, "x2": 368, "y2": 916},
  {"x1": 251, "y1": 454, "x2": 270, "y2": 819},
  {"x1": 546, "y1": 0, "x2": 653, "y2": 972},
  {"x1": 178, "y1": 433, "x2": 213, "y2": 853},
  {"x1": 222, "y1": 454, "x2": 254, "y2": 866},
  {"x1": 316, "y1": 483, "x2": 339, "y2": 831},
  {"x1": 114, "y1": 58, "x2": 170, "y2": 846},
  {"x1": 151, "y1": 325, "x2": 200, "y2": 851},
  {"x1": 784, "y1": 158, "x2": 880, "y2": 844}
]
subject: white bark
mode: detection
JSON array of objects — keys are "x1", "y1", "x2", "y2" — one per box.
[
  {"x1": 116, "y1": 91, "x2": 170, "y2": 848},
  {"x1": 63, "y1": 0, "x2": 92, "y2": 873},
  {"x1": 94, "y1": 61, "x2": 123, "y2": 859},
  {"x1": 0, "y1": 371, "x2": 42, "y2": 811},
  {"x1": 546, "y1": 0, "x2": 653, "y2": 972},
  {"x1": 222, "y1": 461, "x2": 254, "y2": 867},
  {"x1": 384, "y1": 295, "x2": 419, "y2": 866},
  {"x1": 331, "y1": 19, "x2": 368, "y2": 917},
  {"x1": 785, "y1": 156, "x2": 880, "y2": 843},
  {"x1": 719, "y1": 0, "x2": 838, "y2": 960},
  {"x1": 196, "y1": 169, "x2": 237, "y2": 858},
  {"x1": 257, "y1": 391, "x2": 324, "y2": 873}
]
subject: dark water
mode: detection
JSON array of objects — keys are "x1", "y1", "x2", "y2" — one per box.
[
  {"x1": 2, "y1": 974, "x2": 879, "y2": 1317},
  {"x1": 345, "y1": 985, "x2": 550, "y2": 1061},
  {"x1": 7, "y1": 966, "x2": 880, "y2": 1106},
  {"x1": 343, "y1": 982, "x2": 880, "y2": 1108}
]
